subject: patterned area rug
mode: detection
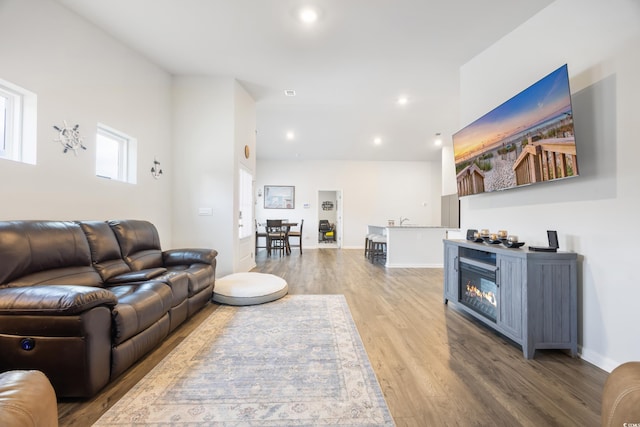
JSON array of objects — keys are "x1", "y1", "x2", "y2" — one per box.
[{"x1": 94, "y1": 295, "x2": 394, "y2": 426}]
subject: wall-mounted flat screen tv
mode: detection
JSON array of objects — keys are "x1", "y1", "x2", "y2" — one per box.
[{"x1": 453, "y1": 64, "x2": 578, "y2": 197}]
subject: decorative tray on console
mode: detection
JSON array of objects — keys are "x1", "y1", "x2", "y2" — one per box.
[{"x1": 481, "y1": 236, "x2": 502, "y2": 244}]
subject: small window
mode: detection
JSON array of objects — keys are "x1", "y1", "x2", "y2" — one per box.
[
  {"x1": 95, "y1": 124, "x2": 137, "y2": 183},
  {"x1": 0, "y1": 78, "x2": 37, "y2": 164}
]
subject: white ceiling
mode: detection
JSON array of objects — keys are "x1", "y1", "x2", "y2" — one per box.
[{"x1": 56, "y1": 0, "x2": 554, "y2": 161}]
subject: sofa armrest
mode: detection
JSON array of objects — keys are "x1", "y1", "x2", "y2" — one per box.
[
  {"x1": 0, "y1": 285, "x2": 117, "y2": 315},
  {"x1": 106, "y1": 267, "x2": 167, "y2": 284},
  {"x1": 163, "y1": 248, "x2": 218, "y2": 267}
]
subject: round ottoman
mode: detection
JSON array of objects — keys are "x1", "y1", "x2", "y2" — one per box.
[{"x1": 213, "y1": 272, "x2": 288, "y2": 306}]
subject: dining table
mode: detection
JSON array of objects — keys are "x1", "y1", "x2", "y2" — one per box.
[{"x1": 261, "y1": 221, "x2": 298, "y2": 255}]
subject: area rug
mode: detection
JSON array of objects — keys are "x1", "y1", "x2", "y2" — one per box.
[{"x1": 94, "y1": 294, "x2": 394, "y2": 426}]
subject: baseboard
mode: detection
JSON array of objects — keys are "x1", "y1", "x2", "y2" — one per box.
[{"x1": 579, "y1": 346, "x2": 619, "y2": 373}]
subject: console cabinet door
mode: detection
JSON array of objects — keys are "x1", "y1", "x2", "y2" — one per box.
[
  {"x1": 527, "y1": 258, "x2": 578, "y2": 357},
  {"x1": 443, "y1": 242, "x2": 458, "y2": 303},
  {"x1": 497, "y1": 254, "x2": 523, "y2": 341}
]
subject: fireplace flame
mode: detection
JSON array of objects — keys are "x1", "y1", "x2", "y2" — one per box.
[{"x1": 466, "y1": 282, "x2": 497, "y2": 307}]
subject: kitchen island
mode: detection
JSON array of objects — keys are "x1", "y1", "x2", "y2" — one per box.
[{"x1": 367, "y1": 225, "x2": 454, "y2": 268}]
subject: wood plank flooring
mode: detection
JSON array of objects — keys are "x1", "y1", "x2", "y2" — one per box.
[{"x1": 57, "y1": 249, "x2": 607, "y2": 426}]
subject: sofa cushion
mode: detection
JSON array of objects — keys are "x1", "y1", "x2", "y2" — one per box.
[
  {"x1": 108, "y1": 220, "x2": 163, "y2": 270},
  {"x1": 0, "y1": 221, "x2": 97, "y2": 286},
  {"x1": 155, "y1": 271, "x2": 189, "y2": 307},
  {"x1": 167, "y1": 264, "x2": 214, "y2": 296},
  {"x1": 77, "y1": 221, "x2": 131, "y2": 281},
  {"x1": 109, "y1": 282, "x2": 173, "y2": 345}
]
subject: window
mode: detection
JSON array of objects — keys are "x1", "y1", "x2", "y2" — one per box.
[
  {"x1": 95, "y1": 124, "x2": 137, "y2": 183},
  {"x1": 0, "y1": 78, "x2": 37, "y2": 164},
  {"x1": 0, "y1": 95, "x2": 7, "y2": 157},
  {"x1": 238, "y1": 166, "x2": 254, "y2": 239}
]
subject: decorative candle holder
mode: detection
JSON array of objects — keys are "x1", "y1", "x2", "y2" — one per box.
[{"x1": 504, "y1": 235, "x2": 525, "y2": 248}]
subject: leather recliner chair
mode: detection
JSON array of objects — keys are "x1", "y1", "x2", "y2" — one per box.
[
  {"x1": 0, "y1": 370, "x2": 58, "y2": 427},
  {"x1": 601, "y1": 361, "x2": 640, "y2": 426}
]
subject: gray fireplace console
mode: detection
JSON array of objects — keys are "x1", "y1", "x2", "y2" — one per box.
[{"x1": 443, "y1": 239, "x2": 577, "y2": 359}]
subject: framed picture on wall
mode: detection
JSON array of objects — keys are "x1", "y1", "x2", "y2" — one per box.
[{"x1": 264, "y1": 185, "x2": 295, "y2": 209}]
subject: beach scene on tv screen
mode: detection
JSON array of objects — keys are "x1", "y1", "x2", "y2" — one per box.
[{"x1": 453, "y1": 65, "x2": 578, "y2": 197}]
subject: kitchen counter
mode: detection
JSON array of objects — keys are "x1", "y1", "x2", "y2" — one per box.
[{"x1": 368, "y1": 225, "x2": 455, "y2": 268}]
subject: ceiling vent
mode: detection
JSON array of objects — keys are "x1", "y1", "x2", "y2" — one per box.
[{"x1": 284, "y1": 89, "x2": 296, "y2": 97}]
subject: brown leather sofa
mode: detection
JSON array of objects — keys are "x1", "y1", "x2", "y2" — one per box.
[
  {"x1": 0, "y1": 220, "x2": 217, "y2": 398},
  {"x1": 602, "y1": 361, "x2": 640, "y2": 427}
]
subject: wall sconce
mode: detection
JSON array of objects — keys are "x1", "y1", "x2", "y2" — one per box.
[{"x1": 151, "y1": 158, "x2": 163, "y2": 179}]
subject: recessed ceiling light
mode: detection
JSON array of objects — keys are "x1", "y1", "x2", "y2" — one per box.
[
  {"x1": 284, "y1": 89, "x2": 296, "y2": 97},
  {"x1": 434, "y1": 133, "x2": 442, "y2": 146},
  {"x1": 286, "y1": 131, "x2": 295, "y2": 140},
  {"x1": 397, "y1": 96, "x2": 408, "y2": 105},
  {"x1": 374, "y1": 137, "x2": 382, "y2": 145},
  {"x1": 299, "y1": 7, "x2": 318, "y2": 23}
]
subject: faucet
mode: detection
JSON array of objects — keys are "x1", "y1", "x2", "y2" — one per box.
[{"x1": 400, "y1": 217, "x2": 410, "y2": 225}]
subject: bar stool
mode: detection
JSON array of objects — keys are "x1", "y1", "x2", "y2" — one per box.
[
  {"x1": 364, "y1": 233, "x2": 377, "y2": 258},
  {"x1": 368, "y1": 234, "x2": 387, "y2": 264}
]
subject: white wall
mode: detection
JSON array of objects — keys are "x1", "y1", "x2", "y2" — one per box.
[
  {"x1": 441, "y1": 145, "x2": 457, "y2": 196},
  {"x1": 256, "y1": 160, "x2": 441, "y2": 248},
  {"x1": 0, "y1": 0, "x2": 173, "y2": 244},
  {"x1": 233, "y1": 82, "x2": 257, "y2": 272},
  {"x1": 455, "y1": 0, "x2": 640, "y2": 371},
  {"x1": 172, "y1": 77, "x2": 256, "y2": 277}
]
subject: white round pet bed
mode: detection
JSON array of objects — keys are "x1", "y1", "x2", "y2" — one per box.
[{"x1": 212, "y1": 272, "x2": 288, "y2": 306}]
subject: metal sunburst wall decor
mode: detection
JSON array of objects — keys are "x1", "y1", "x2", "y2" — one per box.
[
  {"x1": 53, "y1": 121, "x2": 86, "y2": 155},
  {"x1": 151, "y1": 158, "x2": 163, "y2": 179}
]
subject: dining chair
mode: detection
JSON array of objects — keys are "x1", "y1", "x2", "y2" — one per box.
[
  {"x1": 255, "y1": 219, "x2": 267, "y2": 253},
  {"x1": 266, "y1": 219, "x2": 286, "y2": 256},
  {"x1": 287, "y1": 219, "x2": 303, "y2": 254}
]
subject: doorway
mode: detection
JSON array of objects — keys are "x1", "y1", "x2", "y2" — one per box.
[{"x1": 317, "y1": 190, "x2": 341, "y2": 248}]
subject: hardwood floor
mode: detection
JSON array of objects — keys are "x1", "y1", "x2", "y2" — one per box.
[{"x1": 58, "y1": 249, "x2": 607, "y2": 426}]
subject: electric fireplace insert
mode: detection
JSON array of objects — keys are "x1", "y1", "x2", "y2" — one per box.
[{"x1": 458, "y1": 248, "x2": 498, "y2": 322}]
